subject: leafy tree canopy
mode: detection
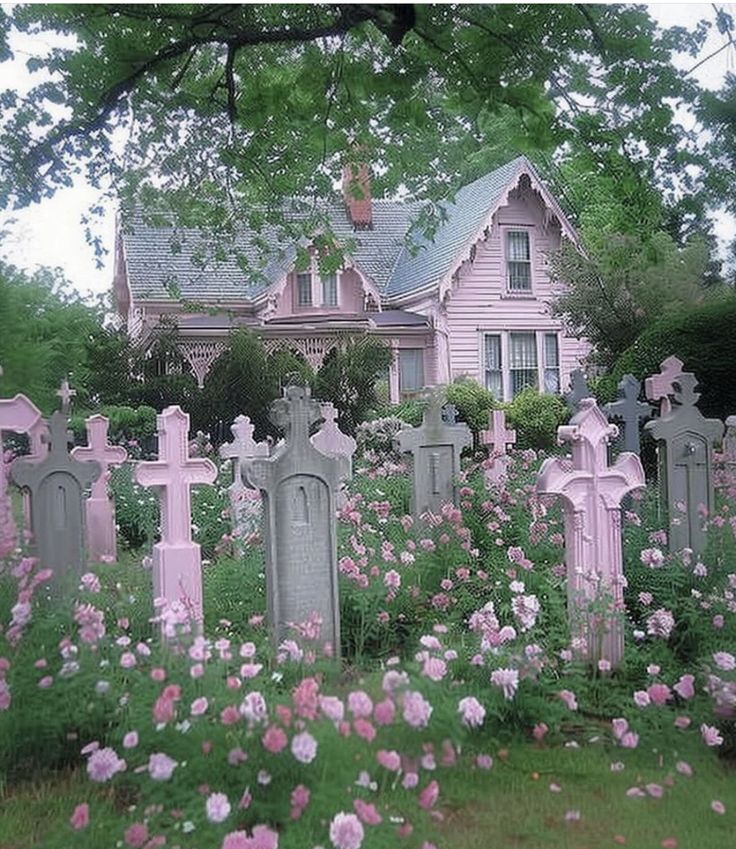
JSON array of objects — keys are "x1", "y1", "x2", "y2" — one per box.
[{"x1": 0, "y1": 3, "x2": 727, "y2": 269}]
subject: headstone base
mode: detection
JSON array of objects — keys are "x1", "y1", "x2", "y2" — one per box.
[
  {"x1": 86, "y1": 498, "x2": 117, "y2": 563},
  {"x1": 152, "y1": 542, "x2": 204, "y2": 623}
]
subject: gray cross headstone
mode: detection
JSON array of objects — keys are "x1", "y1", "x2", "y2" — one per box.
[
  {"x1": 644, "y1": 373, "x2": 724, "y2": 555},
  {"x1": 603, "y1": 374, "x2": 652, "y2": 455},
  {"x1": 219, "y1": 415, "x2": 268, "y2": 549},
  {"x1": 56, "y1": 377, "x2": 77, "y2": 415},
  {"x1": 645, "y1": 355, "x2": 684, "y2": 417},
  {"x1": 394, "y1": 392, "x2": 472, "y2": 521},
  {"x1": 11, "y1": 410, "x2": 100, "y2": 585},
  {"x1": 565, "y1": 369, "x2": 592, "y2": 413},
  {"x1": 723, "y1": 415, "x2": 736, "y2": 466},
  {"x1": 242, "y1": 386, "x2": 343, "y2": 658},
  {"x1": 441, "y1": 404, "x2": 458, "y2": 425}
]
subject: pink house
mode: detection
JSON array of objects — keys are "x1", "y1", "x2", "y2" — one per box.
[{"x1": 112, "y1": 156, "x2": 589, "y2": 403}]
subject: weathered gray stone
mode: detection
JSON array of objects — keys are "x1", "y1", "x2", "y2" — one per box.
[
  {"x1": 242, "y1": 386, "x2": 342, "y2": 657},
  {"x1": 565, "y1": 369, "x2": 592, "y2": 412},
  {"x1": 219, "y1": 415, "x2": 268, "y2": 549},
  {"x1": 603, "y1": 374, "x2": 652, "y2": 455},
  {"x1": 11, "y1": 410, "x2": 100, "y2": 582},
  {"x1": 645, "y1": 373, "x2": 724, "y2": 555},
  {"x1": 395, "y1": 392, "x2": 472, "y2": 520},
  {"x1": 724, "y1": 415, "x2": 736, "y2": 465}
]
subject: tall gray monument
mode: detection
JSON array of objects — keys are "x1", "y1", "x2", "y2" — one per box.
[
  {"x1": 242, "y1": 386, "x2": 342, "y2": 658},
  {"x1": 11, "y1": 410, "x2": 100, "y2": 583},
  {"x1": 723, "y1": 415, "x2": 736, "y2": 466},
  {"x1": 394, "y1": 393, "x2": 472, "y2": 521},
  {"x1": 645, "y1": 373, "x2": 723, "y2": 555},
  {"x1": 565, "y1": 369, "x2": 592, "y2": 413},
  {"x1": 603, "y1": 374, "x2": 652, "y2": 455}
]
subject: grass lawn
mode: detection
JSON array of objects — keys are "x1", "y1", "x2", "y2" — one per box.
[{"x1": 1, "y1": 741, "x2": 733, "y2": 849}]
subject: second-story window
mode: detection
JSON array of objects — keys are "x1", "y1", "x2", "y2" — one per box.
[
  {"x1": 297, "y1": 272, "x2": 312, "y2": 306},
  {"x1": 322, "y1": 273, "x2": 338, "y2": 307},
  {"x1": 507, "y1": 230, "x2": 532, "y2": 291}
]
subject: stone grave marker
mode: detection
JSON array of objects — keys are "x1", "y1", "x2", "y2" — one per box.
[
  {"x1": 603, "y1": 374, "x2": 652, "y2": 455},
  {"x1": 56, "y1": 377, "x2": 77, "y2": 414},
  {"x1": 219, "y1": 414, "x2": 268, "y2": 549},
  {"x1": 645, "y1": 373, "x2": 723, "y2": 555},
  {"x1": 395, "y1": 392, "x2": 472, "y2": 520},
  {"x1": 565, "y1": 368, "x2": 592, "y2": 413},
  {"x1": 441, "y1": 403, "x2": 459, "y2": 425},
  {"x1": 480, "y1": 408, "x2": 516, "y2": 489},
  {"x1": 644, "y1": 355, "x2": 683, "y2": 417},
  {"x1": 310, "y1": 402, "x2": 356, "y2": 506},
  {"x1": 0, "y1": 392, "x2": 45, "y2": 557},
  {"x1": 71, "y1": 415, "x2": 128, "y2": 563},
  {"x1": 11, "y1": 410, "x2": 100, "y2": 583},
  {"x1": 134, "y1": 406, "x2": 217, "y2": 622},
  {"x1": 537, "y1": 398, "x2": 644, "y2": 667},
  {"x1": 242, "y1": 385, "x2": 343, "y2": 656},
  {"x1": 723, "y1": 415, "x2": 736, "y2": 465}
]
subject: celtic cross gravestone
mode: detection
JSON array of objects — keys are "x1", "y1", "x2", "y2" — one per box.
[
  {"x1": 565, "y1": 369, "x2": 592, "y2": 413},
  {"x1": 644, "y1": 355, "x2": 684, "y2": 417},
  {"x1": 537, "y1": 399, "x2": 644, "y2": 667},
  {"x1": 480, "y1": 408, "x2": 516, "y2": 489},
  {"x1": 219, "y1": 415, "x2": 268, "y2": 549},
  {"x1": 243, "y1": 385, "x2": 343, "y2": 657}
]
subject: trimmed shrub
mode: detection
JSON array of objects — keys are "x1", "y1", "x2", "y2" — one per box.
[
  {"x1": 446, "y1": 378, "x2": 496, "y2": 436},
  {"x1": 504, "y1": 388, "x2": 569, "y2": 449}
]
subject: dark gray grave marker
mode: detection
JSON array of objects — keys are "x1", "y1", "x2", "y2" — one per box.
[
  {"x1": 565, "y1": 369, "x2": 592, "y2": 413},
  {"x1": 603, "y1": 374, "x2": 652, "y2": 455}
]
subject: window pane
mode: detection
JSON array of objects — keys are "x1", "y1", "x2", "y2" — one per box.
[
  {"x1": 544, "y1": 369, "x2": 561, "y2": 394},
  {"x1": 322, "y1": 274, "x2": 337, "y2": 306},
  {"x1": 507, "y1": 231, "x2": 531, "y2": 291},
  {"x1": 508, "y1": 262, "x2": 531, "y2": 290},
  {"x1": 484, "y1": 334, "x2": 503, "y2": 400},
  {"x1": 297, "y1": 273, "x2": 312, "y2": 306},
  {"x1": 510, "y1": 332, "x2": 537, "y2": 396},
  {"x1": 544, "y1": 333, "x2": 559, "y2": 367},
  {"x1": 399, "y1": 349, "x2": 425, "y2": 393},
  {"x1": 507, "y1": 231, "x2": 530, "y2": 261}
]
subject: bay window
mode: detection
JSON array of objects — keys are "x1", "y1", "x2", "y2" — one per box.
[{"x1": 483, "y1": 331, "x2": 563, "y2": 400}]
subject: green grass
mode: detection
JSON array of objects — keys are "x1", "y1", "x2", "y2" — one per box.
[{"x1": 1, "y1": 741, "x2": 732, "y2": 848}]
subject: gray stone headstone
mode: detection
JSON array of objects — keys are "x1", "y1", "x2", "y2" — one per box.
[
  {"x1": 603, "y1": 374, "x2": 652, "y2": 455},
  {"x1": 645, "y1": 373, "x2": 724, "y2": 555},
  {"x1": 242, "y1": 386, "x2": 342, "y2": 658},
  {"x1": 394, "y1": 392, "x2": 472, "y2": 521},
  {"x1": 219, "y1": 415, "x2": 268, "y2": 550},
  {"x1": 441, "y1": 403, "x2": 458, "y2": 425},
  {"x1": 11, "y1": 410, "x2": 100, "y2": 584},
  {"x1": 565, "y1": 369, "x2": 592, "y2": 413},
  {"x1": 723, "y1": 416, "x2": 736, "y2": 465}
]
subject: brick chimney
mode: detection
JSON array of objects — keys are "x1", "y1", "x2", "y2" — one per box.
[{"x1": 342, "y1": 163, "x2": 373, "y2": 230}]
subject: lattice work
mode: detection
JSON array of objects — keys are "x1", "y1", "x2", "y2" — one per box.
[
  {"x1": 179, "y1": 341, "x2": 226, "y2": 388},
  {"x1": 262, "y1": 337, "x2": 341, "y2": 370}
]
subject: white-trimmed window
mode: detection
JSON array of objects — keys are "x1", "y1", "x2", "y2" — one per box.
[
  {"x1": 509, "y1": 332, "x2": 538, "y2": 395},
  {"x1": 484, "y1": 334, "x2": 503, "y2": 400},
  {"x1": 543, "y1": 333, "x2": 561, "y2": 393},
  {"x1": 322, "y1": 273, "x2": 338, "y2": 307},
  {"x1": 399, "y1": 348, "x2": 425, "y2": 396},
  {"x1": 506, "y1": 230, "x2": 532, "y2": 291},
  {"x1": 296, "y1": 272, "x2": 312, "y2": 307}
]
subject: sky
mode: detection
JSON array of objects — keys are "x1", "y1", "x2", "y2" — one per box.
[{"x1": 0, "y1": 2, "x2": 734, "y2": 299}]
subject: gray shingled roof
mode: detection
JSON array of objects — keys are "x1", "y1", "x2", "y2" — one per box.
[{"x1": 122, "y1": 156, "x2": 533, "y2": 303}]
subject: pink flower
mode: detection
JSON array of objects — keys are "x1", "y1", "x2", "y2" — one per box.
[
  {"x1": 612, "y1": 718, "x2": 628, "y2": 740},
  {"x1": 490, "y1": 668, "x2": 519, "y2": 700},
  {"x1": 418, "y1": 780, "x2": 440, "y2": 810},
  {"x1": 633, "y1": 690, "x2": 651, "y2": 708},
  {"x1": 558, "y1": 690, "x2": 578, "y2": 711},
  {"x1": 191, "y1": 697, "x2": 209, "y2": 716},
  {"x1": 676, "y1": 761, "x2": 693, "y2": 777},
  {"x1": 221, "y1": 705, "x2": 241, "y2": 726},
  {"x1": 353, "y1": 798, "x2": 382, "y2": 825},
  {"x1": 376, "y1": 749, "x2": 401, "y2": 771},
  {"x1": 674, "y1": 715, "x2": 692, "y2": 729},
  {"x1": 701, "y1": 724, "x2": 724, "y2": 746},
  {"x1": 240, "y1": 691, "x2": 268, "y2": 724},
  {"x1": 291, "y1": 784, "x2": 310, "y2": 811},
  {"x1": 713, "y1": 652, "x2": 736, "y2": 671},
  {"x1": 262, "y1": 725, "x2": 288, "y2": 754},
  {"x1": 124, "y1": 823, "x2": 149, "y2": 848},
  {"x1": 457, "y1": 696, "x2": 486, "y2": 729},
  {"x1": 69, "y1": 803, "x2": 89, "y2": 830},
  {"x1": 291, "y1": 731, "x2": 318, "y2": 764},
  {"x1": 384, "y1": 570, "x2": 401, "y2": 589},
  {"x1": 221, "y1": 825, "x2": 279, "y2": 849},
  {"x1": 87, "y1": 747, "x2": 126, "y2": 782},
  {"x1": 646, "y1": 608, "x2": 675, "y2": 639},
  {"x1": 647, "y1": 683, "x2": 672, "y2": 706},
  {"x1": 476, "y1": 754, "x2": 493, "y2": 769},
  {"x1": 320, "y1": 695, "x2": 345, "y2": 723},
  {"x1": 292, "y1": 677, "x2": 320, "y2": 719},
  {"x1": 329, "y1": 811, "x2": 364, "y2": 849},
  {"x1": 147, "y1": 752, "x2": 177, "y2": 781},
  {"x1": 122, "y1": 731, "x2": 138, "y2": 749},
  {"x1": 620, "y1": 731, "x2": 639, "y2": 749},
  {"x1": 120, "y1": 652, "x2": 137, "y2": 669},
  {"x1": 533, "y1": 723, "x2": 548, "y2": 742},
  {"x1": 348, "y1": 691, "x2": 373, "y2": 719},
  {"x1": 402, "y1": 691, "x2": 433, "y2": 728},
  {"x1": 354, "y1": 718, "x2": 376, "y2": 742},
  {"x1": 373, "y1": 698, "x2": 395, "y2": 726},
  {"x1": 646, "y1": 783, "x2": 664, "y2": 798},
  {"x1": 711, "y1": 800, "x2": 726, "y2": 815},
  {"x1": 421, "y1": 657, "x2": 447, "y2": 682},
  {"x1": 206, "y1": 792, "x2": 232, "y2": 823}
]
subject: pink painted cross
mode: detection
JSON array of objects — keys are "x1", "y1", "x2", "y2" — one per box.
[
  {"x1": 71, "y1": 415, "x2": 128, "y2": 562},
  {"x1": 56, "y1": 377, "x2": 77, "y2": 414},
  {"x1": 480, "y1": 409, "x2": 516, "y2": 489},
  {"x1": 134, "y1": 406, "x2": 217, "y2": 622},
  {"x1": 644, "y1": 355, "x2": 683, "y2": 416},
  {"x1": 219, "y1": 415, "x2": 268, "y2": 547},
  {"x1": 311, "y1": 403, "x2": 357, "y2": 460},
  {"x1": 537, "y1": 399, "x2": 644, "y2": 668}
]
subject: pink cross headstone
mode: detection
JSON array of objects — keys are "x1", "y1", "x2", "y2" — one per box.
[
  {"x1": 644, "y1": 355, "x2": 683, "y2": 416},
  {"x1": 480, "y1": 409, "x2": 517, "y2": 489},
  {"x1": 134, "y1": 406, "x2": 217, "y2": 623},
  {"x1": 71, "y1": 415, "x2": 128, "y2": 563},
  {"x1": 311, "y1": 403, "x2": 357, "y2": 508},
  {"x1": 537, "y1": 399, "x2": 645, "y2": 668},
  {"x1": 0, "y1": 393, "x2": 44, "y2": 557}
]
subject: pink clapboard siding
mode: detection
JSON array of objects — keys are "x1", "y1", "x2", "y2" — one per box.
[
  {"x1": 269, "y1": 268, "x2": 365, "y2": 319},
  {"x1": 436, "y1": 189, "x2": 589, "y2": 399}
]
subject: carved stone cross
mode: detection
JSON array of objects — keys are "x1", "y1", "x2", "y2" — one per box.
[
  {"x1": 603, "y1": 374, "x2": 652, "y2": 455},
  {"x1": 11, "y1": 410, "x2": 101, "y2": 584},
  {"x1": 644, "y1": 355, "x2": 683, "y2": 417},
  {"x1": 0, "y1": 393, "x2": 44, "y2": 557},
  {"x1": 441, "y1": 404, "x2": 459, "y2": 426},
  {"x1": 134, "y1": 406, "x2": 217, "y2": 622},
  {"x1": 723, "y1": 415, "x2": 736, "y2": 465},
  {"x1": 645, "y1": 372, "x2": 723, "y2": 555},
  {"x1": 242, "y1": 385, "x2": 343, "y2": 657},
  {"x1": 71, "y1": 415, "x2": 128, "y2": 563},
  {"x1": 56, "y1": 377, "x2": 77, "y2": 415},
  {"x1": 480, "y1": 409, "x2": 517, "y2": 489},
  {"x1": 565, "y1": 369, "x2": 592, "y2": 412},
  {"x1": 537, "y1": 399, "x2": 644, "y2": 667},
  {"x1": 219, "y1": 415, "x2": 268, "y2": 548}
]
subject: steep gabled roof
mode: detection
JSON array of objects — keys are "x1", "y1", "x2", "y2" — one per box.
[{"x1": 119, "y1": 156, "x2": 573, "y2": 304}]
